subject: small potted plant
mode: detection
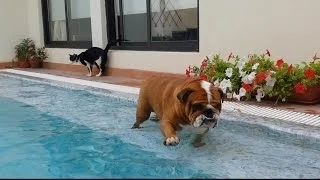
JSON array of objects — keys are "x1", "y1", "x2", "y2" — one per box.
[
  {"x1": 29, "y1": 47, "x2": 48, "y2": 68},
  {"x1": 14, "y1": 38, "x2": 36, "y2": 68}
]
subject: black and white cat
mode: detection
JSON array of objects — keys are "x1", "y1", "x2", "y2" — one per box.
[{"x1": 69, "y1": 39, "x2": 120, "y2": 77}]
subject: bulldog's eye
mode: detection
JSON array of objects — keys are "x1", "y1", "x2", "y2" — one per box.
[{"x1": 191, "y1": 103, "x2": 203, "y2": 112}]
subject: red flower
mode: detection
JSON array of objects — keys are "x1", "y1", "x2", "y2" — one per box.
[
  {"x1": 185, "y1": 66, "x2": 191, "y2": 77},
  {"x1": 200, "y1": 59, "x2": 208, "y2": 69},
  {"x1": 287, "y1": 64, "x2": 293, "y2": 74},
  {"x1": 200, "y1": 74, "x2": 207, "y2": 80},
  {"x1": 265, "y1": 49, "x2": 271, "y2": 57},
  {"x1": 209, "y1": 67, "x2": 215, "y2": 75},
  {"x1": 227, "y1": 52, "x2": 233, "y2": 61},
  {"x1": 294, "y1": 82, "x2": 305, "y2": 94},
  {"x1": 255, "y1": 72, "x2": 267, "y2": 83},
  {"x1": 276, "y1": 58, "x2": 284, "y2": 68},
  {"x1": 241, "y1": 83, "x2": 251, "y2": 92},
  {"x1": 304, "y1": 67, "x2": 316, "y2": 79}
]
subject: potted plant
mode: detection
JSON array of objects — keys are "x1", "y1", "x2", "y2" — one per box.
[
  {"x1": 29, "y1": 47, "x2": 48, "y2": 68},
  {"x1": 288, "y1": 55, "x2": 320, "y2": 104},
  {"x1": 186, "y1": 50, "x2": 320, "y2": 105},
  {"x1": 14, "y1": 38, "x2": 36, "y2": 68}
]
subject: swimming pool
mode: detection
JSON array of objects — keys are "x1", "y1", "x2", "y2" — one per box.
[{"x1": 0, "y1": 71, "x2": 320, "y2": 178}]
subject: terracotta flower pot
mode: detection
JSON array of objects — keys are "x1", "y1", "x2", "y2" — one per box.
[
  {"x1": 16, "y1": 58, "x2": 30, "y2": 68},
  {"x1": 29, "y1": 58, "x2": 43, "y2": 68},
  {"x1": 288, "y1": 84, "x2": 320, "y2": 105}
]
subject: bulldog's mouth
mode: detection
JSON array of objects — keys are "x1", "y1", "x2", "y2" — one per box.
[{"x1": 193, "y1": 113, "x2": 220, "y2": 128}]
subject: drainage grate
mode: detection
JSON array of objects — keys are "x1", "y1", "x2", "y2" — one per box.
[{"x1": 223, "y1": 101, "x2": 320, "y2": 127}]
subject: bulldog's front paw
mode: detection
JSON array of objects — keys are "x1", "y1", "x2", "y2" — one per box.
[
  {"x1": 163, "y1": 136, "x2": 180, "y2": 146},
  {"x1": 131, "y1": 122, "x2": 142, "y2": 129}
]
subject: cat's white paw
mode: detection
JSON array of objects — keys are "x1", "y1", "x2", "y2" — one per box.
[
  {"x1": 96, "y1": 72, "x2": 102, "y2": 77},
  {"x1": 86, "y1": 73, "x2": 92, "y2": 77}
]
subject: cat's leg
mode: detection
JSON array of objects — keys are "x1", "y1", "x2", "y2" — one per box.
[
  {"x1": 94, "y1": 62, "x2": 102, "y2": 76},
  {"x1": 86, "y1": 67, "x2": 90, "y2": 76},
  {"x1": 85, "y1": 62, "x2": 93, "y2": 77}
]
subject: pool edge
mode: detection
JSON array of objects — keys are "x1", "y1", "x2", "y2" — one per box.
[{"x1": 1, "y1": 69, "x2": 320, "y2": 128}]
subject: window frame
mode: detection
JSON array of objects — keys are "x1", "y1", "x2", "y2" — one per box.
[
  {"x1": 106, "y1": 0, "x2": 199, "y2": 52},
  {"x1": 41, "y1": 0, "x2": 92, "y2": 49}
]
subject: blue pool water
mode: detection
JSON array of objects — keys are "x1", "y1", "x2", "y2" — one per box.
[{"x1": 0, "y1": 73, "x2": 320, "y2": 178}]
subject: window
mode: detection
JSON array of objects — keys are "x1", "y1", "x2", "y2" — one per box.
[
  {"x1": 42, "y1": 0, "x2": 92, "y2": 48},
  {"x1": 107, "y1": 0, "x2": 199, "y2": 52}
]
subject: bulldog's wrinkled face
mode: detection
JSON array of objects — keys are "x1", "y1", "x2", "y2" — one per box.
[
  {"x1": 69, "y1": 54, "x2": 78, "y2": 63},
  {"x1": 177, "y1": 80, "x2": 224, "y2": 128}
]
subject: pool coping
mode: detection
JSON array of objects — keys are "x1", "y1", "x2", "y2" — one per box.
[{"x1": 1, "y1": 69, "x2": 320, "y2": 128}]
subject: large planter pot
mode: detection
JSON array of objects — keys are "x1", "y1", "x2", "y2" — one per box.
[
  {"x1": 16, "y1": 58, "x2": 30, "y2": 68},
  {"x1": 288, "y1": 84, "x2": 320, "y2": 105},
  {"x1": 29, "y1": 58, "x2": 43, "y2": 68}
]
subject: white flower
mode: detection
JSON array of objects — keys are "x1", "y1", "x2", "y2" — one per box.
[
  {"x1": 266, "y1": 76, "x2": 276, "y2": 87},
  {"x1": 219, "y1": 78, "x2": 232, "y2": 93},
  {"x1": 255, "y1": 88, "x2": 265, "y2": 102},
  {"x1": 241, "y1": 75, "x2": 250, "y2": 84},
  {"x1": 241, "y1": 72, "x2": 256, "y2": 84},
  {"x1": 225, "y1": 68, "x2": 233, "y2": 78},
  {"x1": 239, "y1": 87, "x2": 247, "y2": 97},
  {"x1": 233, "y1": 92, "x2": 241, "y2": 101},
  {"x1": 213, "y1": 79, "x2": 220, "y2": 87},
  {"x1": 239, "y1": 70, "x2": 247, "y2": 77},
  {"x1": 248, "y1": 72, "x2": 256, "y2": 81},
  {"x1": 252, "y1": 63, "x2": 259, "y2": 70},
  {"x1": 237, "y1": 57, "x2": 247, "y2": 70}
]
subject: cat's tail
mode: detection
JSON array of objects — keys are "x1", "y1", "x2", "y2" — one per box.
[{"x1": 100, "y1": 39, "x2": 121, "y2": 76}]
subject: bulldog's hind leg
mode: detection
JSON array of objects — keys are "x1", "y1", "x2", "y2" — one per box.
[{"x1": 132, "y1": 98, "x2": 151, "y2": 129}]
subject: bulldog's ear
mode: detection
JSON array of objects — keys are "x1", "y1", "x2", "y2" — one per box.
[
  {"x1": 177, "y1": 88, "x2": 194, "y2": 104},
  {"x1": 217, "y1": 88, "x2": 225, "y2": 103}
]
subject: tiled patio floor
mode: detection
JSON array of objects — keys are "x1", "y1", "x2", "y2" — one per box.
[{"x1": 12, "y1": 68, "x2": 320, "y2": 116}]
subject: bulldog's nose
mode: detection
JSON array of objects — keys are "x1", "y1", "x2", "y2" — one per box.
[{"x1": 203, "y1": 109, "x2": 214, "y2": 118}]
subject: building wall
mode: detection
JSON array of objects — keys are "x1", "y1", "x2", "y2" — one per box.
[
  {"x1": 0, "y1": 0, "x2": 29, "y2": 62},
  {"x1": 7, "y1": 0, "x2": 320, "y2": 74}
]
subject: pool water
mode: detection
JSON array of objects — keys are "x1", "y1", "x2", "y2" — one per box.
[{"x1": 0, "y1": 73, "x2": 320, "y2": 178}]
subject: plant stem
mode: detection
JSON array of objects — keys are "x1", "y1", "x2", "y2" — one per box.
[{"x1": 273, "y1": 98, "x2": 279, "y2": 107}]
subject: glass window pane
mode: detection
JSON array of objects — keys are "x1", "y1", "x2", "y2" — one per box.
[
  {"x1": 121, "y1": 0, "x2": 148, "y2": 42},
  {"x1": 69, "y1": 0, "x2": 92, "y2": 41},
  {"x1": 151, "y1": 0, "x2": 198, "y2": 41},
  {"x1": 48, "y1": 0, "x2": 67, "y2": 41}
]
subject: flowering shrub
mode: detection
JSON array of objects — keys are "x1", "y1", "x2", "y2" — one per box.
[{"x1": 187, "y1": 50, "x2": 320, "y2": 103}]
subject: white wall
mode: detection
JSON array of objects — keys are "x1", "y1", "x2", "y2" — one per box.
[
  {"x1": 27, "y1": 0, "x2": 44, "y2": 48},
  {"x1": 0, "y1": 0, "x2": 29, "y2": 62},
  {"x1": 199, "y1": 0, "x2": 320, "y2": 65},
  {"x1": 8, "y1": 0, "x2": 320, "y2": 74}
]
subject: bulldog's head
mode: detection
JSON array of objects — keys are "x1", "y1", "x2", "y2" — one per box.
[{"x1": 177, "y1": 80, "x2": 224, "y2": 128}]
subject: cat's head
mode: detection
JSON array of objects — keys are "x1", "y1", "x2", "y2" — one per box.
[{"x1": 69, "y1": 54, "x2": 78, "y2": 63}]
